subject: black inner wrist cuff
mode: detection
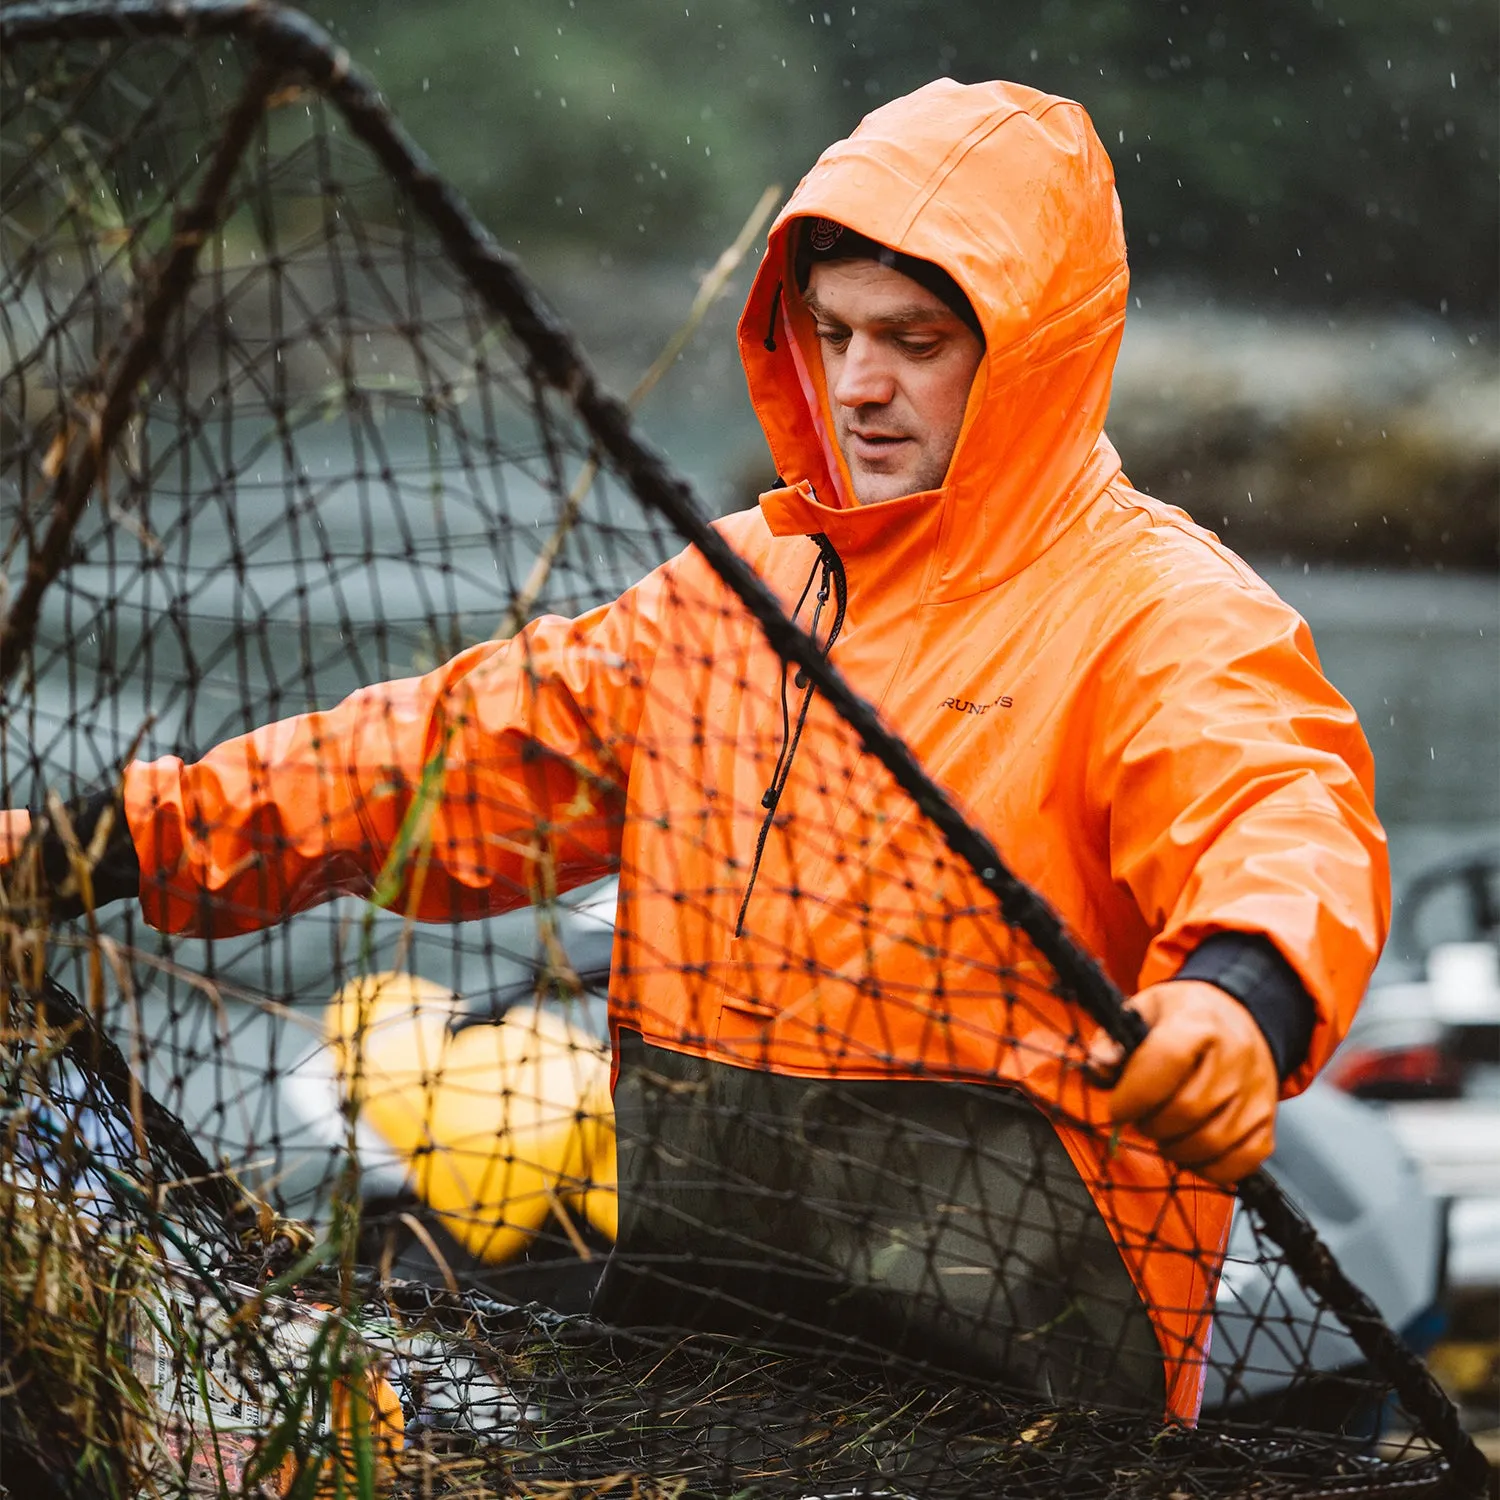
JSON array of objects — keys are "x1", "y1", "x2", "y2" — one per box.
[
  {"x1": 38, "y1": 787, "x2": 142, "y2": 918},
  {"x1": 1173, "y1": 931, "x2": 1316, "y2": 1081}
]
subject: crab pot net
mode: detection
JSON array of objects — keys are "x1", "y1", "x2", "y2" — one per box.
[{"x1": 0, "y1": 9, "x2": 1476, "y2": 1498}]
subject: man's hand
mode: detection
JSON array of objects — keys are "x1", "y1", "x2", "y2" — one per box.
[
  {"x1": 0, "y1": 809, "x2": 30, "y2": 863},
  {"x1": 1087, "y1": 980, "x2": 1279, "y2": 1187}
]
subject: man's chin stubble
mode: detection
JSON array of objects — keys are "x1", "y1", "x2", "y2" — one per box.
[
  {"x1": 851, "y1": 462, "x2": 947, "y2": 505},
  {"x1": 852, "y1": 478, "x2": 915, "y2": 505}
]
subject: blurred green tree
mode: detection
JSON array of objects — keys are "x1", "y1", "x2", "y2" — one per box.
[
  {"x1": 316, "y1": 0, "x2": 1496, "y2": 314},
  {"x1": 314, "y1": 0, "x2": 811, "y2": 260}
]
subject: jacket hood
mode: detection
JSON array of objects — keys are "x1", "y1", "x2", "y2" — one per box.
[{"x1": 739, "y1": 79, "x2": 1129, "y2": 599}]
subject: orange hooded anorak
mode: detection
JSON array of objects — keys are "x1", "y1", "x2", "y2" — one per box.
[{"x1": 121, "y1": 80, "x2": 1389, "y2": 1419}]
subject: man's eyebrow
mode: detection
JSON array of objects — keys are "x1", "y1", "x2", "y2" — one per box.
[
  {"x1": 872, "y1": 304, "x2": 961, "y2": 328},
  {"x1": 803, "y1": 293, "x2": 959, "y2": 328}
]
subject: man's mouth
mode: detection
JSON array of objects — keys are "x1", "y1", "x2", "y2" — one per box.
[{"x1": 847, "y1": 430, "x2": 911, "y2": 461}]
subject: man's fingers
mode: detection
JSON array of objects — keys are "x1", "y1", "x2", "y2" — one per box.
[
  {"x1": 1132, "y1": 1067, "x2": 1234, "y2": 1144},
  {"x1": 1083, "y1": 1035, "x2": 1124, "y2": 1085},
  {"x1": 1139, "y1": 1039, "x2": 1277, "y2": 1185},
  {"x1": 1128, "y1": 1033, "x2": 1261, "y2": 1143},
  {"x1": 1105, "y1": 1018, "x2": 1215, "y2": 1125},
  {"x1": 1155, "y1": 1085, "x2": 1257, "y2": 1154},
  {"x1": 1169, "y1": 1109, "x2": 1276, "y2": 1187},
  {"x1": 0, "y1": 809, "x2": 31, "y2": 862}
]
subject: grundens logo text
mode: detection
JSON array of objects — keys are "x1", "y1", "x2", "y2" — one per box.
[{"x1": 940, "y1": 694, "x2": 1013, "y2": 716}]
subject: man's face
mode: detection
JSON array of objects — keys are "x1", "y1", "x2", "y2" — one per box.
[{"x1": 803, "y1": 258, "x2": 984, "y2": 506}]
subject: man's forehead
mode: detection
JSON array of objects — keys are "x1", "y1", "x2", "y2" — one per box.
[{"x1": 803, "y1": 259, "x2": 962, "y2": 325}]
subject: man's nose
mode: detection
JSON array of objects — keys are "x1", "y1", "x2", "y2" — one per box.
[{"x1": 831, "y1": 334, "x2": 895, "y2": 409}]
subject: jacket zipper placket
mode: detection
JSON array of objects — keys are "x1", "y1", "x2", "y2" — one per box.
[{"x1": 734, "y1": 531, "x2": 848, "y2": 939}]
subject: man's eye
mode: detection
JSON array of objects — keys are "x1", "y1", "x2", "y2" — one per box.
[
  {"x1": 897, "y1": 337, "x2": 941, "y2": 357},
  {"x1": 815, "y1": 325, "x2": 849, "y2": 346}
]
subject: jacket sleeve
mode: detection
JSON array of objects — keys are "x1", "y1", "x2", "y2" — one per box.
[
  {"x1": 122, "y1": 565, "x2": 670, "y2": 937},
  {"x1": 1088, "y1": 571, "x2": 1390, "y2": 1096}
]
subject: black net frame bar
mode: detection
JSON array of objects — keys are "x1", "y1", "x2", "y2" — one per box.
[{"x1": 0, "y1": 2, "x2": 1486, "y2": 1493}]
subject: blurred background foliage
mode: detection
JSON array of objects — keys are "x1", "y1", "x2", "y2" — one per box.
[{"x1": 317, "y1": 0, "x2": 1497, "y2": 316}]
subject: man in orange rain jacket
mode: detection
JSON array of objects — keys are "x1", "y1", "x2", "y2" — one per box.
[{"x1": 10, "y1": 80, "x2": 1387, "y2": 1420}]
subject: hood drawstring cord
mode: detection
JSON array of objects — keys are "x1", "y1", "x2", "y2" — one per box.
[
  {"x1": 758, "y1": 556, "x2": 821, "y2": 814},
  {"x1": 762, "y1": 281, "x2": 783, "y2": 352},
  {"x1": 734, "y1": 531, "x2": 848, "y2": 939}
]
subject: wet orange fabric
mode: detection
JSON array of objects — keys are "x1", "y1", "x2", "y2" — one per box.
[{"x1": 122, "y1": 80, "x2": 1388, "y2": 1419}]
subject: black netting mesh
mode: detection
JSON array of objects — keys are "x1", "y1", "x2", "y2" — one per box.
[{"x1": 0, "y1": 7, "x2": 1484, "y2": 1498}]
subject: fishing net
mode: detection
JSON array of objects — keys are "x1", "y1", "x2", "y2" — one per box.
[{"x1": 0, "y1": 5, "x2": 1485, "y2": 1496}]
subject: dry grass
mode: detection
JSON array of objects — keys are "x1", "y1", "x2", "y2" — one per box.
[{"x1": 0, "y1": 1045, "x2": 162, "y2": 1496}]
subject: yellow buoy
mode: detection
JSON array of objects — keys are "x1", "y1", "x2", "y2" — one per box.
[{"x1": 326, "y1": 972, "x2": 618, "y2": 1263}]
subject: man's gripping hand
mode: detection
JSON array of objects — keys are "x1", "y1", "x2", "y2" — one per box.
[
  {"x1": 0, "y1": 797, "x2": 140, "y2": 915},
  {"x1": 0, "y1": 810, "x2": 30, "y2": 863},
  {"x1": 1087, "y1": 980, "x2": 1279, "y2": 1187}
]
